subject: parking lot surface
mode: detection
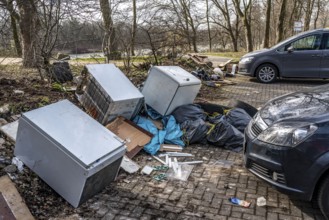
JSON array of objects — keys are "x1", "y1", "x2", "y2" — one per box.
[{"x1": 65, "y1": 75, "x2": 329, "y2": 220}]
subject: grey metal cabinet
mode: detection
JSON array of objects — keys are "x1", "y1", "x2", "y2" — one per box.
[{"x1": 14, "y1": 100, "x2": 126, "y2": 207}]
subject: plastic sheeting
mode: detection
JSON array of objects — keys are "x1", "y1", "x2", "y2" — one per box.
[{"x1": 133, "y1": 115, "x2": 185, "y2": 155}]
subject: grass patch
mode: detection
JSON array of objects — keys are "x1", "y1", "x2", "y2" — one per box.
[{"x1": 204, "y1": 52, "x2": 246, "y2": 60}]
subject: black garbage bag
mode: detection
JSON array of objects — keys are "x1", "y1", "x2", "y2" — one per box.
[
  {"x1": 172, "y1": 104, "x2": 207, "y2": 124},
  {"x1": 196, "y1": 102, "x2": 229, "y2": 115},
  {"x1": 224, "y1": 108, "x2": 252, "y2": 133},
  {"x1": 208, "y1": 113, "x2": 223, "y2": 124},
  {"x1": 207, "y1": 117, "x2": 244, "y2": 152},
  {"x1": 181, "y1": 119, "x2": 210, "y2": 145},
  {"x1": 50, "y1": 61, "x2": 73, "y2": 83}
]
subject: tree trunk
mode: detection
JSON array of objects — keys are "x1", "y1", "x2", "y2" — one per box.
[
  {"x1": 304, "y1": 0, "x2": 315, "y2": 31},
  {"x1": 276, "y1": 0, "x2": 287, "y2": 44},
  {"x1": 263, "y1": 0, "x2": 271, "y2": 48},
  {"x1": 16, "y1": 0, "x2": 40, "y2": 67},
  {"x1": 206, "y1": 0, "x2": 212, "y2": 52},
  {"x1": 313, "y1": 0, "x2": 321, "y2": 29},
  {"x1": 131, "y1": 0, "x2": 137, "y2": 56},
  {"x1": 3, "y1": 0, "x2": 22, "y2": 57},
  {"x1": 233, "y1": 0, "x2": 253, "y2": 52},
  {"x1": 100, "y1": 0, "x2": 118, "y2": 62}
]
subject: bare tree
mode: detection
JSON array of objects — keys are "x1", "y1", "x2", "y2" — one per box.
[
  {"x1": 276, "y1": 0, "x2": 287, "y2": 43},
  {"x1": 233, "y1": 0, "x2": 253, "y2": 52},
  {"x1": 212, "y1": 0, "x2": 239, "y2": 52},
  {"x1": 100, "y1": 0, "x2": 118, "y2": 62},
  {"x1": 131, "y1": 0, "x2": 137, "y2": 56},
  {"x1": 304, "y1": 0, "x2": 316, "y2": 31},
  {"x1": 206, "y1": 0, "x2": 212, "y2": 52},
  {"x1": 0, "y1": 0, "x2": 21, "y2": 56},
  {"x1": 263, "y1": 0, "x2": 271, "y2": 48}
]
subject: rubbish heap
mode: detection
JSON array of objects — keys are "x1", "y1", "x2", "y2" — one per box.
[{"x1": 1, "y1": 63, "x2": 254, "y2": 208}]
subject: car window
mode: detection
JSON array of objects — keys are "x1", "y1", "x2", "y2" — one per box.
[
  {"x1": 323, "y1": 33, "x2": 329, "y2": 50},
  {"x1": 284, "y1": 34, "x2": 321, "y2": 51}
]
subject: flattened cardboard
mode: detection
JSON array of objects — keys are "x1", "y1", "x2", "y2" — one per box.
[{"x1": 106, "y1": 117, "x2": 152, "y2": 158}]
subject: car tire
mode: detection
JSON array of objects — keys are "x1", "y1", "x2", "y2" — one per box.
[
  {"x1": 318, "y1": 174, "x2": 329, "y2": 219},
  {"x1": 256, "y1": 64, "x2": 278, "y2": 83}
]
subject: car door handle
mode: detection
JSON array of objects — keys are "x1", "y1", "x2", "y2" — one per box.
[{"x1": 311, "y1": 54, "x2": 322, "y2": 57}]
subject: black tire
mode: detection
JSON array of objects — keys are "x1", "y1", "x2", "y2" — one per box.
[
  {"x1": 256, "y1": 64, "x2": 278, "y2": 83},
  {"x1": 318, "y1": 174, "x2": 329, "y2": 219},
  {"x1": 228, "y1": 100, "x2": 258, "y2": 117}
]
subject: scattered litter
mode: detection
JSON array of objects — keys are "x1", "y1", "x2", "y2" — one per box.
[
  {"x1": 13, "y1": 90, "x2": 24, "y2": 95},
  {"x1": 141, "y1": 165, "x2": 154, "y2": 175},
  {"x1": 211, "y1": 159, "x2": 234, "y2": 168},
  {"x1": 152, "y1": 156, "x2": 166, "y2": 165},
  {"x1": 3, "y1": 165, "x2": 17, "y2": 173},
  {"x1": 10, "y1": 114, "x2": 21, "y2": 121},
  {"x1": 159, "y1": 152, "x2": 193, "y2": 157},
  {"x1": 159, "y1": 144, "x2": 183, "y2": 152},
  {"x1": 152, "y1": 165, "x2": 169, "y2": 171},
  {"x1": 0, "y1": 120, "x2": 19, "y2": 142},
  {"x1": 123, "y1": 179, "x2": 131, "y2": 184},
  {"x1": 0, "y1": 118, "x2": 8, "y2": 126},
  {"x1": 167, "y1": 164, "x2": 194, "y2": 181},
  {"x1": 153, "y1": 173, "x2": 167, "y2": 181},
  {"x1": 178, "y1": 161, "x2": 203, "y2": 165},
  {"x1": 12, "y1": 157, "x2": 24, "y2": 172},
  {"x1": 224, "y1": 183, "x2": 236, "y2": 189},
  {"x1": 257, "y1": 196, "x2": 267, "y2": 207},
  {"x1": 229, "y1": 197, "x2": 251, "y2": 207},
  {"x1": 120, "y1": 156, "x2": 140, "y2": 174},
  {"x1": 0, "y1": 138, "x2": 5, "y2": 145},
  {"x1": 0, "y1": 104, "x2": 10, "y2": 114}
]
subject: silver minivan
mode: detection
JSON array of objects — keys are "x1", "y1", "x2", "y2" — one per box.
[{"x1": 238, "y1": 28, "x2": 329, "y2": 83}]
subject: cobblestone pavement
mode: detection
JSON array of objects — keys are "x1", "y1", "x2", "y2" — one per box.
[{"x1": 65, "y1": 75, "x2": 329, "y2": 220}]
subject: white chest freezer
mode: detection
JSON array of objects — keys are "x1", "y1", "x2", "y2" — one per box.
[
  {"x1": 14, "y1": 100, "x2": 126, "y2": 207},
  {"x1": 142, "y1": 66, "x2": 201, "y2": 115},
  {"x1": 80, "y1": 64, "x2": 144, "y2": 124}
]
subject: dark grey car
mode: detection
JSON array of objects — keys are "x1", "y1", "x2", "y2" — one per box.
[
  {"x1": 244, "y1": 84, "x2": 329, "y2": 219},
  {"x1": 238, "y1": 28, "x2": 329, "y2": 83}
]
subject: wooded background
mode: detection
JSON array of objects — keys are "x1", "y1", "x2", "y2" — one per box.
[{"x1": 0, "y1": 0, "x2": 328, "y2": 68}]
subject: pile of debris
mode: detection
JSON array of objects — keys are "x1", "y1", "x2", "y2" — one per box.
[
  {"x1": 180, "y1": 54, "x2": 238, "y2": 87},
  {"x1": 0, "y1": 63, "x2": 255, "y2": 210}
]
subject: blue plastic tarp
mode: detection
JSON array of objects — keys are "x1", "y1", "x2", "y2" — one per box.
[{"x1": 133, "y1": 115, "x2": 185, "y2": 155}]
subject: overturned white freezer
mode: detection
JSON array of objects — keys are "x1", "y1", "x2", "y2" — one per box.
[
  {"x1": 14, "y1": 100, "x2": 126, "y2": 207},
  {"x1": 80, "y1": 64, "x2": 144, "y2": 124},
  {"x1": 142, "y1": 66, "x2": 201, "y2": 116}
]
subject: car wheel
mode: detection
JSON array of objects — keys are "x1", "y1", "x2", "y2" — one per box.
[
  {"x1": 318, "y1": 174, "x2": 329, "y2": 219},
  {"x1": 256, "y1": 64, "x2": 278, "y2": 83}
]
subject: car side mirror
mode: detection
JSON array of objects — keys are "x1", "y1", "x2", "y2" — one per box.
[{"x1": 287, "y1": 46, "x2": 294, "y2": 53}]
